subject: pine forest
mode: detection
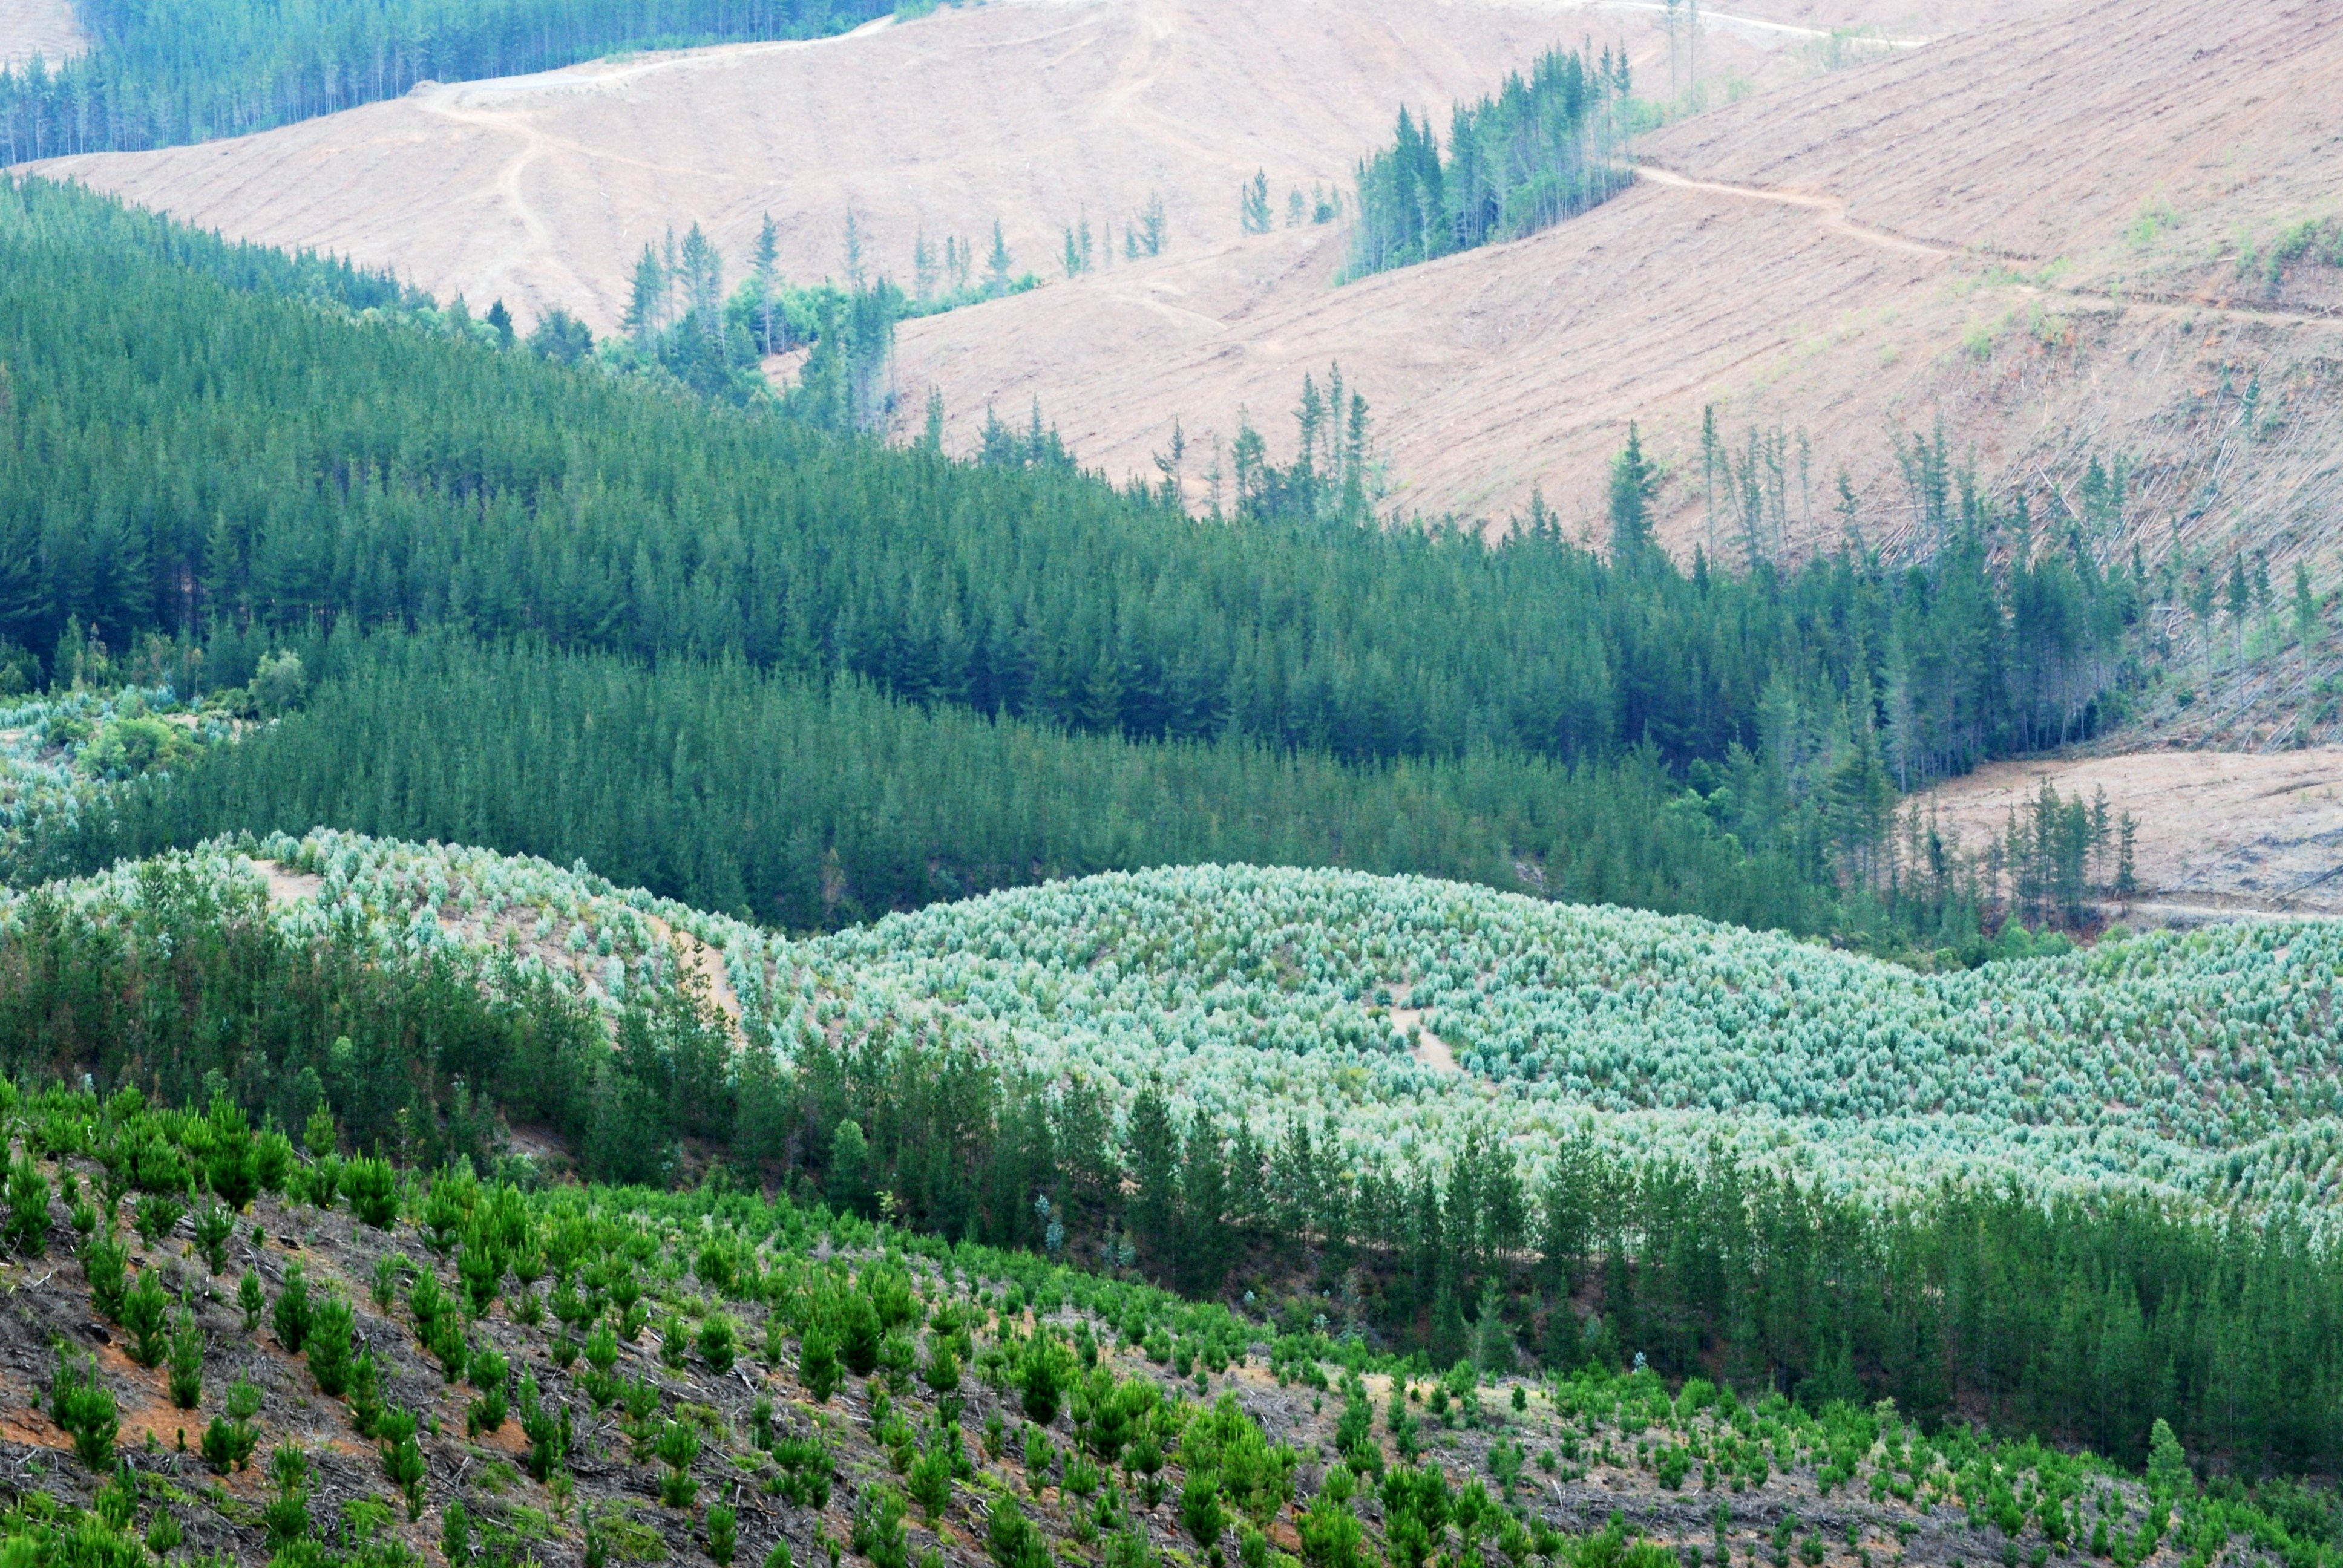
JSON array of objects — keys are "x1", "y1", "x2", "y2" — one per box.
[{"x1": 0, "y1": 13, "x2": 2335, "y2": 1568}]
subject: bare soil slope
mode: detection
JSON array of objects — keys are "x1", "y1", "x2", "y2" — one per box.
[
  {"x1": 1651, "y1": 0, "x2": 2343, "y2": 313},
  {"x1": 892, "y1": 0, "x2": 2343, "y2": 569},
  {"x1": 33, "y1": 0, "x2": 2079, "y2": 526},
  {"x1": 34, "y1": 0, "x2": 1641, "y2": 336},
  {"x1": 1923, "y1": 747, "x2": 2343, "y2": 919},
  {"x1": 0, "y1": 0, "x2": 83, "y2": 68}
]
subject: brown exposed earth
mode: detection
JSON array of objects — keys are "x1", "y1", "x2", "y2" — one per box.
[
  {"x1": 31, "y1": 1, "x2": 1643, "y2": 338},
  {"x1": 888, "y1": 0, "x2": 2343, "y2": 567},
  {"x1": 0, "y1": 0, "x2": 81, "y2": 69},
  {"x1": 1922, "y1": 746, "x2": 2343, "y2": 920},
  {"x1": 28, "y1": 0, "x2": 2250, "y2": 540}
]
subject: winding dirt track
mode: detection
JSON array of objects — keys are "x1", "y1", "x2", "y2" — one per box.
[
  {"x1": 1633, "y1": 164, "x2": 1958, "y2": 261},
  {"x1": 37, "y1": 0, "x2": 1637, "y2": 339},
  {"x1": 29, "y1": 0, "x2": 2119, "y2": 533},
  {"x1": 24, "y1": 0, "x2": 2342, "y2": 545},
  {"x1": 1633, "y1": 162, "x2": 2341, "y2": 326},
  {"x1": 883, "y1": 0, "x2": 2343, "y2": 557}
]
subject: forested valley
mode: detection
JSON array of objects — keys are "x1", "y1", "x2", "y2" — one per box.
[{"x1": 0, "y1": 119, "x2": 2332, "y2": 1568}]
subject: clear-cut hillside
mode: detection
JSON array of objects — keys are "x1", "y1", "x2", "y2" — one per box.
[
  {"x1": 0, "y1": 0, "x2": 82, "y2": 68},
  {"x1": 29, "y1": 0, "x2": 2077, "y2": 534},
  {"x1": 30, "y1": 0, "x2": 1645, "y2": 333},
  {"x1": 890, "y1": 0, "x2": 2343, "y2": 570}
]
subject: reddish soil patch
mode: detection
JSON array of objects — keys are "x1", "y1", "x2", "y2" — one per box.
[
  {"x1": 1924, "y1": 746, "x2": 2343, "y2": 917},
  {"x1": 255, "y1": 860, "x2": 324, "y2": 906}
]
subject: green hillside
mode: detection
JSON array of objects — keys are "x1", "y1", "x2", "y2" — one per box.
[
  {"x1": 7, "y1": 831, "x2": 2343, "y2": 1472},
  {"x1": 0, "y1": 113, "x2": 2329, "y2": 1568},
  {"x1": 0, "y1": 171, "x2": 2157, "y2": 956},
  {"x1": 0, "y1": 1095, "x2": 2298, "y2": 1568}
]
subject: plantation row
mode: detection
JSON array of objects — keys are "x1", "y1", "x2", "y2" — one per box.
[
  {"x1": 1, "y1": 1077, "x2": 2336, "y2": 1568},
  {"x1": 8, "y1": 835, "x2": 2343, "y2": 1469}
]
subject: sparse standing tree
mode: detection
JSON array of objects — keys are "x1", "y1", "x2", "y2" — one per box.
[
  {"x1": 1836, "y1": 469, "x2": 1861, "y2": 548},
  {"x1": 2227, "y1": 555, "x2": 2252, "y2": 659},
  {"x1": 1663, "y1": 0, "x2": 1680, "y2": 106},
  {"x1": 1153, "y1": 420, "x2": 1187, "y2": 509},
  {"x1": 624, "y1": 244, "x2": 665, "y2": 351},
  {"x1": 1699, "y1": 404, "x2": 1722, "y2": 560},
  {"x1": 922, "y1": 387, "x2": 945, "y2": 452},
  {"x1": 913, "y1": 230, "x2": 936, "y2": 303},
  {"x1": 1608, "y1": 423, "x2": 1658, "y2": 568},
  {"x1": 1688, "y1": 0, "x2": 1700, "y2": 104},
  {"x1": 1240, "y1": 171, "x2": 1272, "y2": 235},
  {"x1": 752, "y1": 212, "x2": 781, "y2": 352},
  {"x1": 678, "y1": 223, "x2": 724, "y2": 341},
  {"x1": 986, "y1": 221, "x2": 1012, "y2": 297},
  {"x1": 1797, "y1": 429, "x2": 1813, "y2": 533}
]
